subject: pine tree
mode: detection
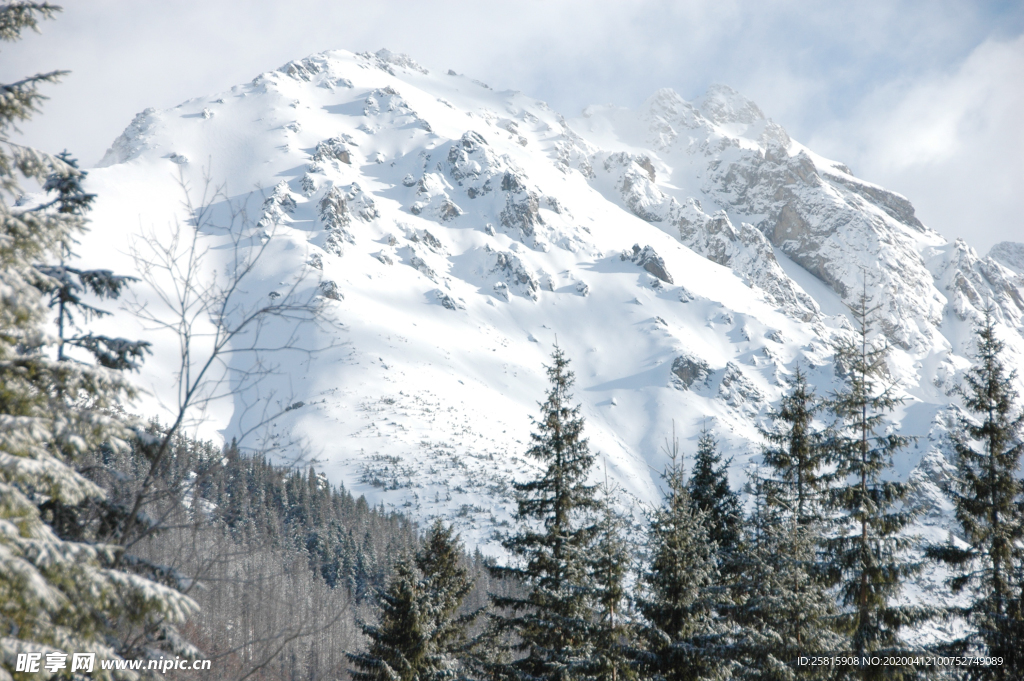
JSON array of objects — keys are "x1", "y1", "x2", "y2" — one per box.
[
  {"x1": 927, "y1": 307, "x2": 1024, "y2": 680},
  {"x1": 823, "y1": 288, "x2": 929, "y2": 680},
  {"x1": 758, "y1": 366, "x2": 831, "y2": 527},
  {"x1": 349, "y1": 522, "x2": 475, "y2": 681},
  {"x1": 1, "y1": 4, "x2": 197, "y2": 675},
  {"x1": 634, "y1": 446, "x2": 730, "y2": 681},
  {"x1": 488, "y1": 346, "x2": 602, "y2": 681},
  {"x1": 687, "y1": 427, "x2": 743, "y2": 563},
  {"x1": 727, "y1": 478, "x2": 843, "y2": 680}
]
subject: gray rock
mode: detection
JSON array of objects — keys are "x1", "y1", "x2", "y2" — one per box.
[
  {"x1": 319, "y1": 280, "x2": 343, "y2": 301},
  {"x1": 621, "y1": 244, "x2": 673, "y2": 284},
  {"x1": 671, "y1": 354, "x2": 711, "y2": 389}
]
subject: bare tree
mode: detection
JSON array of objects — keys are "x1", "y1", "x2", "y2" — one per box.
[
  {"x1": 87, "y1": 169, "x2": 351, "y2": 677},
  {"x1": 117, "y1": 169, "x2": 333, "y2": 556}
]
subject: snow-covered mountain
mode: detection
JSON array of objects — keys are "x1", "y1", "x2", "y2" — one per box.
[{"x1": 80, "y1": 49, "x2": 1024, "y2": 564}]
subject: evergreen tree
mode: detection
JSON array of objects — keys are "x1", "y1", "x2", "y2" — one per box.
[
  {"x1": 416, "y1": 521, "x2": 476, "y2": 681},
  {"x1": 34, "y1": 152, "x2": 150, "y2": 369},
  {"x1": 927, "y1": 307, "x2": 1024, "y2": 680},
  {"x1": 350, "y1": 521, "x2": 475, "y2": 681},
  {"x1": 350, "y1": 560, "x2": 431, "y2": 681},
  {"x1": 758, "y1": 366, "x2": 831, "y2": 527},
  {"x1": 590, "y1": 495, "x2": 634, "y2": 681},
  {"x1": 488, "y1": 346, "x2": 602, "y2": 681},
  {"x1": 1, "y1": 4, "x2": 197, "y2": 674},
  {"x1": 635, "y1": 446, "x2": 730, "y2": 681},
  {"x1": 823, "y1": 289, "x2": 928, "y2": 679},
  {"x1": 687, "y1": 427, "x2": 743, "y2": 562},
  {"x1": 727, "y1": 478, "x2": 843, "y2": 680}
]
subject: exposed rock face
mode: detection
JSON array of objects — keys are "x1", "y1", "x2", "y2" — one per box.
[
  {"x1": 318, "y1": 183, "x2": 378, "y2": 255},
  {"x1": 258, "y1": 181, "x2": 298, "y2": 230},
  {"x1": 319, "y1": 280, "x2": 343, "y2": 301},
  {"x1": 621, "y1": 244, "x2": 673, "y2": 284},
  {"x1": 675, "y1": 199, "x2": 818, "y2": 321},
  {"x1": 718, "y1": 362, "x2": 763, "y2": 410},
  {"x1": 491, "y1": 249, "x2": 540, "y2": 300},
  {"x1": 671, "y1": 354, "x2": 711, "y2": 390},
  {"x1": 312, "y1": 136, "x2": 352, "y2": 165}
]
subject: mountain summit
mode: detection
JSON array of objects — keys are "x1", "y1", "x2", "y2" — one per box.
[{"x1": 82, "y1": 48, "x2": 1024, "y2": 558}]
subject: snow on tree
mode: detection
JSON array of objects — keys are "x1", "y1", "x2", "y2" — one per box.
[
  {"x1": 726, "y1": 478, "x2": 843, "y2": 680},
  {"x1": 487, "y1": 345, "x2": 604, "y2": 681},
  {"x1": 348, "y1": 520, "x2": 475, "y2": 681},
  {"x1": 927, "y1": 307, "x2": 1024, "y2": 680},
  {"x1": 0, "y1": 5, "x2": 196, "y2": 678},
  {"x1": 687, "y1": 427, "x2": 743, "y2": 569},
  {"x1": 34, "y1": 151, "x2": 150, "y2": 370},
  {"x1": 634, "y1": 445, "x2": 731, "y2": 681},
  {"x1": 757, "y1": 366, "x2": 832, "y2": 528},
  {"x1": 822, "y1": 288, "x2": 932, "y2": 679}
]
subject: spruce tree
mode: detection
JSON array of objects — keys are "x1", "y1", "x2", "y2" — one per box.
[
  {"x1": 590, "y1": 496, "x2": 634, "y2": 681},
  {"x1": 416, "y1": 520, "x2": 476, "y2": 681},
  {"x1": 927, "y1": 307, "x2": 1024, "y2": 680},
  {"x1": 350, "y1": 560, "x2": 430, "y2": 681},
  {"x1": 727, "y1": 478, "x2": 842, "y2": 680},
  {"x1": 635, "y1": 447, "x2": 730, "y2": 681},
  {"x1": 758, "y1": 366, "x2": 831, "y2": 527},
  {"x1": 687, "y1": 427, "x2": 743, "y2": 562},
  {"x1": 823, "y1": 289, "x2": 928, "y2": 680},
  {"x1": 488, "y1": 346, "x2": 602, "y2": 681},
  {"x1": 1, "y1": 4, "x2": 197, "y2": 674},
  {"x1": 350, "y1": 521, "x2": 475, "y2": 681}
]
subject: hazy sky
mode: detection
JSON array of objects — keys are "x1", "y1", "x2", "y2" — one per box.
[{"x1": 4, "y1": 0, "x2": 1022, "y2": 252}]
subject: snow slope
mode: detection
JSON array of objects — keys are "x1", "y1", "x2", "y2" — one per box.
[{"x1": 77, "y1": 49, "x2": 1024, "y2": 570}]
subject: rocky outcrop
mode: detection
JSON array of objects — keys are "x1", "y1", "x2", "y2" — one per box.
[
  {"x1": 490, "y1": 249, "x2": 540, "y2": 301},
  {"x1": 989, "y1": 241, "x2": 1024, "y2": 275},
  {"x1": 675, "y1": 200, "x2": 818, "y2": 321},
  {"x1": 621, "y1": 244, "x2": 673, "y2": 285},
  {"x1": 671, "y1": 354, "x2": 711, "y2": 390},
  {"x1": 318, "y1": 183, "x2": 378, "y2": 255},
  {"x1": 257, "y1": 181, "x2": 298, "y2": 231}
]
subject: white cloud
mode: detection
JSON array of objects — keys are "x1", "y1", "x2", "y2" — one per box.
[{"x1": 808, "y1": 35, "x2": 1024, "y2": 252}]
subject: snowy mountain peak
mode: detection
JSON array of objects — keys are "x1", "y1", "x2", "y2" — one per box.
[
  {"x1": 694, "y1": 83, "x2": 765, "y2": 126},
  {"x1": 79, "y1": 48, "x2": 1024, "y2": 560}
]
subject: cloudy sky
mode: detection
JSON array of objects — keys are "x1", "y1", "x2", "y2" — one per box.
[{"x1": 4, "y1": 0, "x2": 1022, "y2": 252}]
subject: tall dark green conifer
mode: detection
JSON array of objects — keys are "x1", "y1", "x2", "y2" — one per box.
[
  {"x1": 758, "y1": 366, "x2": 831, "y2": 527},
  {"x1": 350, "y1": 560, "x2": 429, "y2": 681},
  {"x1": 590, "y1": 495, "x2": 634, "y2": 681},
  {"x1": 727, "y1": 478, "x2": 843, "y2": 680},
  {"x1": 417, "y1": 521, "x2": 476, "y2": 681},
  {"x1": 687, "y1": 427, "x2": 742, "y2": 562},
  {"x1": 349, "y1": 521, "x2": 474, "y2": 681},
  {"x1": 927, "y1": 307, "x2": 1024, "y2": 680},
  {"x1": 635, "y1": 447, "x2": 730, "y2": 681},
  {"x1": 488, "y1": 346, "x2": 602, "y2": 681},
  {"x1": 823, "y1": 289, "x2": 929, "y2": 680}
]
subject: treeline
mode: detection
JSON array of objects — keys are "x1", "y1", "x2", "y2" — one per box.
[{"x1": 348, "y1": 308, "x2": 1023, "y2": 681}]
